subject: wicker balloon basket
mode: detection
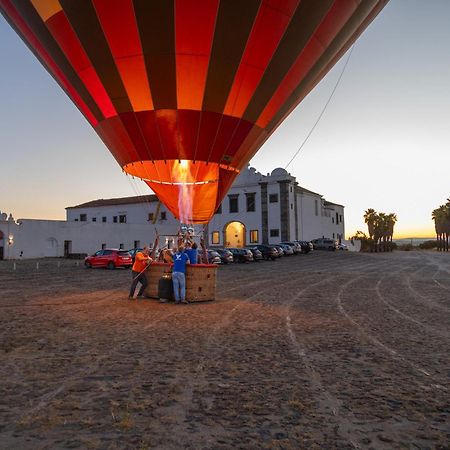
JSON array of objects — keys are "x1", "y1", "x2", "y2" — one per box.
[{"x1": 144, "y1": 262, "x2": 217, "y2": 302}]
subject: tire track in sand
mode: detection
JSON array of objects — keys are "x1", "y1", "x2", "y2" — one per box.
[{"x1": 337, "y1": 276, "x2": 448, "y2": 392}]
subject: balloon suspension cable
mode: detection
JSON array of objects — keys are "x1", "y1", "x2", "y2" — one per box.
[{"x1": 285, "y1": 44, "x2": 355, "y2": 170}]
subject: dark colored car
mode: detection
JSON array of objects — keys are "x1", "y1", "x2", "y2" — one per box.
[
  {"x1": 85, "y1": 249, "x2": 132, "y2": 269},
  {"x1": 215, "y1": 248, "x2": 234, "y2": 264},
  {"x1": 228, "y1": 248, "x2": 254, "y2": 263},
  {"x1": 246, "y1": 246, "x2": 263, "y2": 261},
  {"x1": 255, "y1": 244, "x2": 278, "y2": 260},
  {"x1": 295, "y1": 241, "x2": 312, "y2": 254},
  {"x1": 127, "y1": 247, "x2": 143, "y2": 262},
  {"x1": 207, "y1": 250, "x2": 222, "y2": 264}
]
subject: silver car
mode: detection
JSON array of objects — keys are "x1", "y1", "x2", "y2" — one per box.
[
  {"x1": 311, "y1": 238, "x2": 338, "y2": 251},
  {"x1": 278, "y1": 243, "x2": 294, "y2": 255}
]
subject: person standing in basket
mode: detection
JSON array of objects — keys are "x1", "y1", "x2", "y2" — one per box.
[
  {"x1": 129, "y1": 246, "x2": 152, "y2": 300},
  {"x1": 185, "y1": 241, "x2": 199, "y2": 265},
  {"x1": 172, "y1": 244, "x2": 190, "y2": 304}
]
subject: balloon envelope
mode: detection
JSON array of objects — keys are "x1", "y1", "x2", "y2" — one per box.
[{"x1": 1, "y1": 0, "x2": 388, "y2": 222}]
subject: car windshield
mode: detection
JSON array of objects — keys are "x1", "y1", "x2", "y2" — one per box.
[{"x1": 118, "y1": 251, "x2": 130, "y2": 256}]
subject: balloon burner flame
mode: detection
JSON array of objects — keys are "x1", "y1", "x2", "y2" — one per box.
[{"x1": 174, "y1": 160, "x2": 193, "y2": 224}]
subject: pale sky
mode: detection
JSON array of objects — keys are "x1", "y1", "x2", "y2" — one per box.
[{"x1": 1, "y1": 1, "x2": 449, "y2": 238}]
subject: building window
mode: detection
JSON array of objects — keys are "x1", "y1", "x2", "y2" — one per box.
[
  {"x1": 332, "y1": 217, "x2": 335, "y2": 224},
  {"x1": 102, "y1": 217, "x2": 107, "y2": 223},
  {"x1": 315, "y1": 200, "x2": 318, "y2": 216},
  {"x1": 101, "y1": 243, "x2": 106, "y2": 250},
  {"x1": 290, "y1": 186, "x2": 293, "y2": 193},
  {"x1": 113, "y1": 216, "x2": 118, "y2": 223},
  {"x1": 161, "y1": 211, "x2": 167, "y2": 220},
  {"x1": 212, "y1": 231, "x2": 220, "y2": 244},
  {"x1": 269, "y1": 194, "x2": 278, "y2": 203},
  {"x1": 148, "y1": 212, "x2": 154, "y2": 221},
  {"x1": 332, "y1": 233, "x2": 335, "y2": 239},
  {"x1": 119, "y1": 215, "x2": 127, "y2": 223},
  {"x1": 80, "y1": 214, "x2": 87, "y2": 222},
  {"x1": 336, "y1": 212, "x2": 339, "y2": 224},
  {"x1": 216, "y1": 204, "x2": 222, "y2": 214},
  {"x1": 134, "y1": 240, "x2": 140, "y2": 249},
  {"x1": 92, "y1": 217, "x2": 97, "y2": 222},
  {"x1": 339, "y1": 214, "x2": 342, "y2": 223},
  {"x1": 250, "y1": 230, "x2": 258, "y2": 243},
  {"x1": 270, "y1": 229, "x2": 279, "y2": 237},
  {"x1": 229, "y1": 195, "x2": 238, "y2": 213},
  {"x1": 74, "y1": 218, "x2": 79, "y2": 222},
  {"x1": 119, "y1": 243, "x2": 124, "y2": 249},
  {"x1": 290, "y1": 203, "x2": 293, "y2": 210},
  {"x1": 246, "y1": 193, "x2": 256, "y2": 212}
]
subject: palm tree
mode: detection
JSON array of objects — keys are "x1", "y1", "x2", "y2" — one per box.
[
  {"x1": 443, "y1": 200, "x2": 450, "y2": 251},
  {"x1": 378, "y1": 213, "x2": 390, "y2": 252},
  {"x1": 386, "y1": 213, "x2": 397, "y2": 251},
  {"x1": 364, "y1": 208, "x2": 377, "y2": 241},
  {"x1": 372, "y1": 212, "x2": 384, "y2": 252},
  {"x1": 432, "y1": 205, "x2": 446, "y2": 251},
  {"x1": 362, "y1": 210, "x2": 397, "y2": 252}
]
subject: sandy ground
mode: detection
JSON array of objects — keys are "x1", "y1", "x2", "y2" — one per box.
[{"x1": 0, "y1": 251, "x2": 449, "y2": 450}]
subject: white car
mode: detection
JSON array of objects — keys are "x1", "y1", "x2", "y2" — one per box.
[{"x1": 337, "y1": 243, "x2": 348, "y2": 251}]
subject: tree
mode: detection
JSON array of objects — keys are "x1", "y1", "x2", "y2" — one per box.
[
  {"x1": 432, "y1": 203, "x2": 449, "y2": 251},
  {"x1": 364, "y1": 208, "x2": 377, "y2": 241},
  {"x1": 386, "y1": 213, "x2": 397, "y2": 251},
  {"x1": 362, "y1": 209, "x2": 397, "y2": 252},
  {"x1": 432, "y1": 199, "x2": 450, "y2": 251}
]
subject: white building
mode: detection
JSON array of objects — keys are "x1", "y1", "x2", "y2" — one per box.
[
  {"x1": 207, "y1": 167, "x2": 344, "y2": 247},
  {"x1": 0, "y1": 167, "x2": 344, "y2": 260}
]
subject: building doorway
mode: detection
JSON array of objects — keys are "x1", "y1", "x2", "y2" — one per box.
[
  {"x1": 0, "y1": 230, "x2": 4, "y2": 260},
  {"x1": 64, "y1": 240, "x2": 72, "y2": 257},
  {"x1": 224, "y1": 221, "x2": 246, "y2": 248}
]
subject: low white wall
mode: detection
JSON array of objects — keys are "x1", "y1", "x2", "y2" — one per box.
[{"x1": 1, "y1": 219, "x2": 179, "y2": 259}]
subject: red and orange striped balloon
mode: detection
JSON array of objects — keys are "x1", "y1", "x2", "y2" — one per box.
[{"x1": 1, "y1": 0, "x2": 388, "y2": 223}]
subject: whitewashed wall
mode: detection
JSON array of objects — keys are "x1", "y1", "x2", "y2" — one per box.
[{"x1": 0, "y1": 219, "x2": 177, "y2": 260}]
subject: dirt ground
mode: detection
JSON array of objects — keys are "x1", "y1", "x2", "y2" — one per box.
[{"x1": 0, "y1": 251, "x2": 449, "y2": 450}]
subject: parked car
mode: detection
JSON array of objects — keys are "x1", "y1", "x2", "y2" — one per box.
[
  {"x1": 274, "y1": 245, "x2": 284, "y2": 257},
  {"x1": 337, "y1": 242, "x2": 348, "y2": 251},
  {"x1": 128, "y1": 247, "x2": 160, "y2": 262},
  {"x1": 295, "y1": 240, "x2": 313, "y2": 254},
  {"x1": 207, "y1": 250, "x2": 222, "y2": 264},
  {"x1": 228, "y1": 248, "x2": 254, "y2": 263},
  {"x1": 311, "y1": 238, "x2": 338, "y2": 251},
  {"x1": 215, "y1": 248, "x2": 234, "y2": 264},
  {"x1": 277, "y1": 243, "x2": 294, "y2": 255},
  {"x1": 246, "y1": 246, "x2": 263, "y2": 261},
  {"x1": 85, "y1": 249, "x2": 132, "y2": 269},
  {"x1": 127, "y1": 247, "x2": 143, "y2": 262},
  {"x1": 255, "y1": 244, "x2": 278, "y2": 260},
  {"x1": 280, "y1": 241, "x2": 301, "y2": 253}
]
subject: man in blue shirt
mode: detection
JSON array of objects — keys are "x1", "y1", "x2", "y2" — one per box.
[
  {"x1": 172, "y1": 244, "x2": 190, "y2": 304},
  {"x1": 185, "y1": 241, "x2": 198, "y2": 265}
]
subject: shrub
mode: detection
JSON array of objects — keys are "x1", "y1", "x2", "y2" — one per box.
[{"x1": 419, "y1": 240, "x2": 438, "y2": 249}]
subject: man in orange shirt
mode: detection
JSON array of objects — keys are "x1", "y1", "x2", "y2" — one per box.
[{"x1": 129, "y1": 246, "x2": 152, "y2": 300}]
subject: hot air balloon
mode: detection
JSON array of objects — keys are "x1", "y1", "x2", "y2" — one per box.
[{"x1": 1, "y1": 0, "x2": 388, "y2": 223}]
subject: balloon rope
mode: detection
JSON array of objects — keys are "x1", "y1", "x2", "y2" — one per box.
[{"x1": 284, "y1": 44, "x2": 355, "y2": 170}]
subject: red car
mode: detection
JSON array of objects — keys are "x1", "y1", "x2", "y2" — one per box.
[{"x1": 85, "y1": 249, "x2": 132, "y2": 269}]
